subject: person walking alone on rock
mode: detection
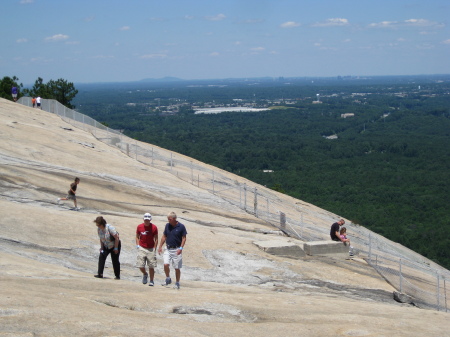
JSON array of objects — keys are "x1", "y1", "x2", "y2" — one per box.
[
  {"x1": 158, "y1": 212, "x2": 187, "y2": 289},
  {"x1": 136, "y1": 213, "x2": 158, "y2": 286},
  {"x1": 58, "y1": 177, "x2": 80, "y2": 210},
  {"x1": 94, "y1": 216, "x2": 121, "y2": 279},
  {"x1": 11, "y1": 86, "x2": 18, "y2": 102}
]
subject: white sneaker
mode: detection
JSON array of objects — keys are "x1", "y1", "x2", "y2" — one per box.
[{"x1": 57, "y1": 198, "x2": 61, "y2": 204}]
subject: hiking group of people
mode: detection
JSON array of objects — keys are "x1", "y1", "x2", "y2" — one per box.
[
  {"x1": 57, "y1": 178, "x2": 187, "y2": 289},
  {"x1": 94, "y1": 211, "x2": 187, "y2": 289}
]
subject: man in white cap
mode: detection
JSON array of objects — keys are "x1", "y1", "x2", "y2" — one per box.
[{"x1": 136, "y1": 213, "x2": 159, "y2": 286}]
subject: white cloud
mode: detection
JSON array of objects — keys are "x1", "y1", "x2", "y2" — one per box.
[
  {"x1": 16, "y1": 38, "x2": 28, "y2": 43},
  {"x1": 442, "y1": 39, "x2": 450, "y2": 45},
  {"x1": 84, "y1": 16, "x2": 94, "y2": 22},
  {"x1": 369, "y1": 19, "x2": 443, "y2": 29},
  {"x1": 280, "y1": 21, "x2": 300, "y2": 28},
  {"x1": 210, "y1": 52, "x2": 220, "y2": 56},
  {"x1": 140, "y1": 53, "x2": 167, "y2": 59},
  {"x1": 368, "y1": 21, "x2": 394, "y2": 28},
  {"x1": 45, "y1": 34, "x2": 69, "y2": 42},
  {"x1": 205, "y1": 14, "x2": 226, "y2": 21},
  {"x1": 184, "y1": 15, "x2": 194, "y2": 20},
  {"x1": 20, "y1": 0, "x2": 34, "y2": 4},
  {"x1": 250, "y1": 47, "x2": 265, "y2": 52},
  {"x1": 120, "y1": 26, "x2": 131, "y2": 31},
  {"x1": 404, "y1": 19, "x2": 439, "y2": 27},
  {"x1": 313, "y1": 18, "x2": 349, "y2": 27}
]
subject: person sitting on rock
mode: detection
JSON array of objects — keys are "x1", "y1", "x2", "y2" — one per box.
[
  {"x1": 330, "y1": 219, "x2": 345, "y2": 241},
  {"x1": 340, "y1": 227, "x2": 354, "y2": 256}
]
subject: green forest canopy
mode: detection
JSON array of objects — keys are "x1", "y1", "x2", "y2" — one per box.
[{"x1": 75, "y1": 76, "x2": 450, "y2": 269}]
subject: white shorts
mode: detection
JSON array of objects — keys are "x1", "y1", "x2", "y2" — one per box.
[{"x1": 163, "y1": 248, "x2": 182, "y2": 269}]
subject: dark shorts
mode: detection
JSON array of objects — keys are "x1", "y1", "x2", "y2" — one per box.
[{"x1": 66, "y1": 194, "x2": 76, "y2": 200}]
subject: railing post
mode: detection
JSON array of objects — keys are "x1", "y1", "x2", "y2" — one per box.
[
  {"x1": 244, "y1": 183, "x2": 247, "y2": 211},
  {"x1": 190, "y1": 161, "x2": 193, "y2": 184},
  {"x1": 437, "y1": 273, "x2": 440, "y2": 311},
  {"x1": 239, "y1": 184, "x2": 242, "y2": 209},
  {"x1": 170, "y1": 153, "x2": 173, "y2": 172},
  {"x1": 300, "y1": 213, "x2": 303, "y2": 239},
  {"x1": 444, "y1": 278, "x2": 448, "y2": 313},
  {"x1": 280, "y1": 212, "x2": 286, "y2": 230},
  {"x1": 212, "y1": 171, "x2": 215, "y2": 194},
  {"x1": 399, "y1": 259, "x2": 403, "y2": 293},
  {"x1": 254, "y1": 188, "x2": 258, "y2": 216},
  {"x1": 368, "y1": 233, "x2": 372, "y2": 262},
  {"x1": 135, "y1": 140, "x2": 138, "y2": 160}
]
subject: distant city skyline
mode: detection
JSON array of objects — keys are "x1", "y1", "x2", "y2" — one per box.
[{"x1": 2, "y1": 0, "x2": 450, "y2": 84}]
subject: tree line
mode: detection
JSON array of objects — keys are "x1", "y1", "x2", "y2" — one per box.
[{"x1": 0, "y1": 76, "x2": 78, "y2": 109}]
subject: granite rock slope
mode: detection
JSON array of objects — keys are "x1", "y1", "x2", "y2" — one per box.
[{"x1": 0, "y1": 98, "x2": 448, "y2": 336}]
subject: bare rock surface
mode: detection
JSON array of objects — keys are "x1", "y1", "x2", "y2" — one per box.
[{"x1": 0, "y1": 99, "x2": 448, "y2": 336}]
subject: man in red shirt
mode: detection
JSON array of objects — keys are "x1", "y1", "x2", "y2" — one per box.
[{"x1": 136, "y1": 213, "x2": 158, "y2": 286}]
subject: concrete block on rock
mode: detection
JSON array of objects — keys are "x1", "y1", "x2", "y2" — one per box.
[
  {"x1": 254, "y1": 240, "x2": 306, "y2": 258},
  {"x1": 303, "y1": 240, "x2": 349, "y2": 257}
]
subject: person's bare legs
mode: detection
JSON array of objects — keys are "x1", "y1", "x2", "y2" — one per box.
[
  {"x1": 149, "y1": 267, "x2": 155, "y2": 282},
  {"x1": 164, "y1": 264, "x2": 170, "y2": 278}
]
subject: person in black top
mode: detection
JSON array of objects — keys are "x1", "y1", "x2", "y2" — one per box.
[
  {"x1": 58, "y1": 177, "x2": 80, "y2": 210},
  {"x1": 158, "y1": 212, "x2": 187, "y2": 289},
  {"x1": 330, "y1": 219, "x2": 345, "y2": 241}
]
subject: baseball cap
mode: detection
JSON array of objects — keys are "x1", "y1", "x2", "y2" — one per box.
[{"x1": 143, "y1": 213, "x2": 152, "y2": 221}]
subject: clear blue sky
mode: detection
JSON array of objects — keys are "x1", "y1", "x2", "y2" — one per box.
[{"x1": 2, "y1": 0, "x2": 449, "y2": 84}]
